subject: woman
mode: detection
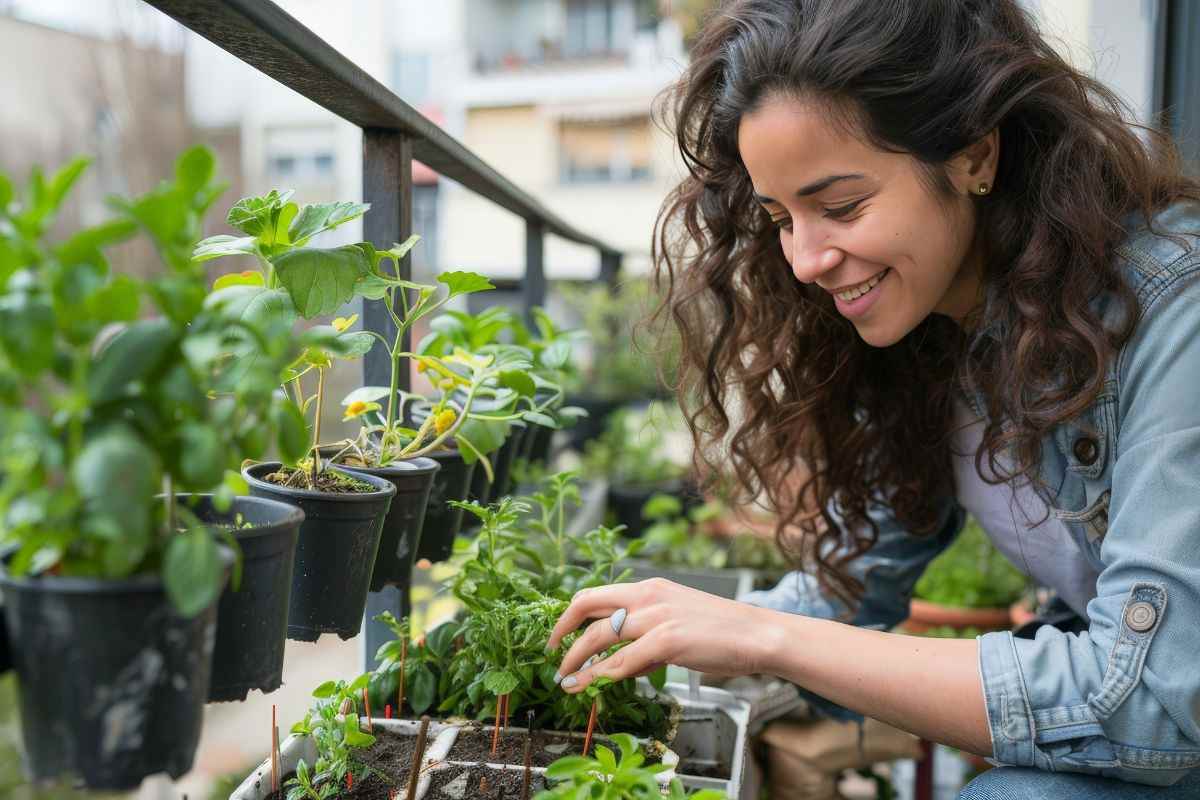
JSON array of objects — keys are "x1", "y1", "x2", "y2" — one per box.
[{"x1": 547, "y1": 1, "x2": 1200, "y2": 796}]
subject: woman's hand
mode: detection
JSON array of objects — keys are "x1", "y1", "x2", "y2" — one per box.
[{"x1": 546, "y1": 578, "x2": 779, "y2": 694}]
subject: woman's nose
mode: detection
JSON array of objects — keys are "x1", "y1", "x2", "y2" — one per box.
[{"x1": 781, "y1": 226, "x2": 843, "y2": 284}]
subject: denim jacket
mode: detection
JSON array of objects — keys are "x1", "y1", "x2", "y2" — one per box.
[{"x1": 742, "y1": 200, "x2": 1200, "y2": 786}]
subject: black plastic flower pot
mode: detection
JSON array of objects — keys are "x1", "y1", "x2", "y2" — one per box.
[
  {"x1": 564, "y1": 394, "x2": 621, "y2": 451},
  {"x1": 416, "y1": 448, "x2": 477, "y2": 564},
  {"x1": 333, "y1": 457, "x2": 440, "y2": 592},
  {"x1": 172, "y1": 494, "x2": 305, "y2": 703},
  {"x1": 487, "y1": 421, "x2": 526, "y2": 504},
  {"x1": 0, "y1": 558, "x2": 230, "y2": 790},
  {"x1": 242, "y1": 463, "x2": 396, "y2": 642},
  {"x1": 608, "y1": 479, "x2": 685, "y2": 538}
]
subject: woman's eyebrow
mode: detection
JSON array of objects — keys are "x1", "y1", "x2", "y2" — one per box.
[{"x1": 753, "y1": 173, "x2": 867, "y2": 204}]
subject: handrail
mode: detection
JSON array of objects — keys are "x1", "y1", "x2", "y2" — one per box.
[{"x1": 142, "y1": 0, "x2": 623, "y2": 257}]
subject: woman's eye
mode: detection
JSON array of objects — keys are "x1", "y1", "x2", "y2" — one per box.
[
  {"x1": 823, "y1": 199, "x2": 865, "y2": 220},
  {"x1": 769, "y1": 214, "x2": 792, "y2": 230}
]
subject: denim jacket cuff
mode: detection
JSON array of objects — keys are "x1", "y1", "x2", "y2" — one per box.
[{"x1": 978, "y1": 630, "x2": 1048, "y2": 770}]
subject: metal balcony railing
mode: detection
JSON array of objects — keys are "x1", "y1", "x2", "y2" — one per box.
[{"x1": 141, "y1": 0, "x2": 626, "y2": 662}]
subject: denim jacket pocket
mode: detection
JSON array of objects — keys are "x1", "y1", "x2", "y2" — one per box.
[
  {"x1": 1089, "y1": 583, "x2": 1166, "y2": 720},
  {"x1": 1053, "y1": 488, "x2": 1110, "y2": 545}
]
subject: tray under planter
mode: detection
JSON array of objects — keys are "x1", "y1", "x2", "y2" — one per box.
[
  {"x1": 230, "y1": 718, "x2": 680, "y2": 800},
  {"x1": 664, "y1": 681, "x2": 752, "y2": 800}
]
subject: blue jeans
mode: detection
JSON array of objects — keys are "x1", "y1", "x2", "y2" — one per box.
[{"x1": 959, "y1": 767, "x2": 1200, "y2": 799}]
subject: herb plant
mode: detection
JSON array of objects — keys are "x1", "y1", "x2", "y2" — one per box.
[
  {"x1": 913, "y1": 517, "x2": 1029, "y2": 609},
  {"x1": 640, "y1": 495, "x2": 787, "y2": 572},
  {"x1": 0, "y1": 147, "x2": 300, "y2": 615},
  {"x1": 288, "y1": 673, "x2": 386, "y2": 800},
  {"x1": 583, "y1": 404, "x2": 689, "y2": 488},
  {"x1": 536, "y1": 733, "x2": 725, "y2": 800}
]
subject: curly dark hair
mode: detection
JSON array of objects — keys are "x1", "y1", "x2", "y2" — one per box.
[{"x1": 651, "y1": 0, "x2": 1200, "y2": 608}]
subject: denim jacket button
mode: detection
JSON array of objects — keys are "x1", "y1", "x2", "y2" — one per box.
[
  {"x1": 1125, "y1": 601, "x2": 1157, "y2": 632},
  {"x1": 1073, "y1": 436, "x2": 1100, "y2": 465}
]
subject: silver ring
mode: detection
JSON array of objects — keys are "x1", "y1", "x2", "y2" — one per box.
[{"x1": 610, "y1": 607, "x2": 628, "y2": 638}]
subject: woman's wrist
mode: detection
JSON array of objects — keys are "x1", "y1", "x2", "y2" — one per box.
[{"x1": 746, "y1": 604, "x2": 801, "y2": 676}]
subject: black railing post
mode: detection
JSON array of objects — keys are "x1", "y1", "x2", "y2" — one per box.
[
  {"x1": 524, "y1": 220, "x2": 546, "y2": 324},
  {"x1": 361, "y1": 128, "x2": 413, "y2": 670},
  {"x1": 599, "y1": 250, "x2": 621, "y2": 291}
]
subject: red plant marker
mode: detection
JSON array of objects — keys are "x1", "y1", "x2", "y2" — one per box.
[
  {"x1": 363, "y1": 687, "x2": 374, "y2": 732},
  {"x1": 385, "y1": 703, "x2": 393, "y2": 719},
  {"x1": 490, "y1": 694, "x2": 503, "y2": 757},
  {"x1": 270, "y1": 704, "x2": 278, "y2": 794},
  {"x1": 582, "y1": 698, "x2": 598, "y2": 757},
  {"x1": 346, "y1": 772, "x2": 353, "y2": 790}
]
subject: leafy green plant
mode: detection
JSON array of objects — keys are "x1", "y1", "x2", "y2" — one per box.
[
  {"x1": 640, "y1": 495, "x2": 787, "y2": 572},
  {"x1": 0, "y1": 148, "x2": 300, "y2": 615},
  {"x1": 583, "y1": 404, "x2": 689, "y2": 488},
  {"x1": 287, "y1": 673, "x2": 390, "y2": 799},
  {"x1": 914, "y1": 517, "x2": 1029, "y2": 609},
  {"x1": 368, "y1": 472, "x2": 674, "y2": 739},
  {"x1": 557, "y1": 276, "x2": 679, "y2": 401},
  {"x1": 196, "y1": 193, "x2": 509, "y2": 485},
  {"x1": 536, "y1": 733, "x2": 725, "y2": 800}
]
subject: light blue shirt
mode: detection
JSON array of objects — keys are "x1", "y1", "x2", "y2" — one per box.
[{"x1": 741, "y1": 200, "x2": 1200, "y2": 787}]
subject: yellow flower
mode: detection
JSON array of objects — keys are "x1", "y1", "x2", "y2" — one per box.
[
  {"x1": 434, "y1": 409, "x2": 457, "y2": 435},
  {"x1": 343, "y1": 400, "x2": 380, "y2": 421},
  {"x1": 332, "y1": 314, "x2": 359, "y2": 333}
]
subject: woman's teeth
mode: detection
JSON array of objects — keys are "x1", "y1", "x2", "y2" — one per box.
[{"x1": 835, "y1": 269, "x2": 887, "y2": 302}]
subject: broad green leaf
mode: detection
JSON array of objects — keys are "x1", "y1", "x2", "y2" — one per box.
[
  {"x1": 541, "y1": 339, "x2": 572, "y2": 370},
  {"x1": 354, "y1": 273, "x2": 394, "y2": 300},
  {"x1": 193, "y1": 234, "x2": 260, "y2": 263},
  {"x1": 86, "y1": 274, "x2": 141, "y2": 324},
  {"x1": 274, "y1": 202, "x2": 299, "y2": 246},
  {"x1": 88, "y1": 318, "x2": 175, "y2": 405},
  {"x1": 594, "y1": 745, "x2": 617, "y2": 775},
  {"x1": 273, "y1": 399, "x2": 310, "y2": 465},
  {"x1": 342, "y1": 386, "x2": 393, "y2": 406},
  {"x1": 641, "y1": 494, "x2": 681, "y2": 520},
  {"x1": 522, "y1": 411, "x2": 558, "y2": 429},
  {"x1": 0, "y1": 292, "x2": 55, "y2": 377},
  {"x1": 205, "y1": 284, "x2": 296, "y2": 333},
  {"x1": 343, "y1": 718, "x2": 375, "y2": 748},
  {"x1": 409, "y1": 664, "x2": 437, "y2": 715},
  {"x1": 349, "y1": 672, "x2": 371, "y2": 692},
  {"x1": 46, "y1": 157, "x2": 91, "y2": 214},
  {"x1": 301, "y1": 326, "x2": 374, "y2": 360},
  {"x1": 164, "y1": 525, "x2": 222, "y2": 617},
  {"x1": 0, "y1": 173, "x2": 12, "y2": 208},
  {"x1": 544, "y1": 757, "x2": 594, "y2": 780},
  {"x1": 483, "y1": 670, "x2": 519, "y2": 696},
  {"x1": 72, "y1": 425, "x2": 160, "y2": 565},
  {"x1": 648, "y1": 665, "x2": 668, "y2": 691},
  {"x1": 312, "y1": 681, "x2": 338, "y2": 698},
  {"x1": 288, "y1": 201, "x2": 370, "y2": 245},
  {"x1": 56, "y1": 218, "x2": 137, "y2": 265},
  {"x1": 426, "y1": 621, "x2": 458, "y2": 658},
  {"x1": 177, "y1": 422, "x2": 225, "y2": 488},
  {"x1": 175, "y1": 146, "x2": 215, "y2": 196},
  {"x1": 273, "y1": 245, "x2": 370, "y2": 318},
  {"x1": 226, "y1": 190, "x2": 292, "y2": 237},
  {"x1": 453, "y1": 415, "x2": 508, "y2": 461},
  {"x1": 499, "y1": 370, "x2": 536, "y2": 397},
  {"x1": 437, "y1": 270, "x2": 494, "y2": 299}
]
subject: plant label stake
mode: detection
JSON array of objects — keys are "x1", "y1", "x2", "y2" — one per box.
[
  {"x1": 397, "y1": 637, "x2": 408, "y2": 717},
  {"x1": 491, "y1": 694, "x2": 504, "y2": 757},
  {"x1": 582, "y1": 698, "x2": 598, "y2": 757},
  {"x1": 385, "y1": 703, "x2": 393, "y2": 719},
  {"x1": 363, "y1": 687, "x2": 374, "y2": 732},
  {"x1": 405, "y1": 715, "x2": 431, "y2": 800}
]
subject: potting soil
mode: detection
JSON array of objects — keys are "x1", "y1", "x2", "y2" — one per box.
[
  {"x1": 448, "y1": 727, "x2": 662, "y2": 768},
  {"x1": 426, "y1": 764, "x2": 538, "y2": 799},
  {"x1": 264, "y1": 467, "x2": 377, "y2": 494},
  {"x1": 264, "y1": 728, "x2": 416, "y2": 800}
]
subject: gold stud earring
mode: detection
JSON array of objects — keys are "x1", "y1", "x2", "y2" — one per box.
[{"x1": 975, "y1": 181, "x2": 991, "y2": 195}]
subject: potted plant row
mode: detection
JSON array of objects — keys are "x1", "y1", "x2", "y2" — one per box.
[
  {"x1": 0, "y1": 148, "x2": 322, "y2": 788},
  {"x1": 236, "y1": 472, "x2": 750, "y2": 800}
]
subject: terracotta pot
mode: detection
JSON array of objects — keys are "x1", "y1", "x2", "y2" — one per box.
[
  {"x1": 1009, "y1": 599, "x2": 1038, "y2": 628},
  {"x1": 902, "y1": 599, "x2": 1013, "y2": 635}
]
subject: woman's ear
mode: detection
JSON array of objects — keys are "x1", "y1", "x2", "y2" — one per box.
[{"x1": 948, "y1": 129, "x2": 1000, "y2": 195}]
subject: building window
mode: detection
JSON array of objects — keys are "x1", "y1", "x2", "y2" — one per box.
[
  {"x1": 565, "y1": 0, "x2": 616, "y2": 57},
  {"x1": 264, "y1": 126, "x2": 337, "y2": 185},
  {"x1": 559, "y1": 116, "x2": 653, "y2": 184},
  {"x1": 391, "y1": 52, "x2": 431, "y2": 106}
]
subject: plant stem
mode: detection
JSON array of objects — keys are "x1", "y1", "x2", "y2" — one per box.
[
  {"x1": 491, "y1": 694, "x2": 503, "y2": 757},
  {"x1": 311, "y1": 367, "x2": 326, "y2": 485},
  {"x1": 397, "y1": 637, "x2": 408, "y2": 717}
]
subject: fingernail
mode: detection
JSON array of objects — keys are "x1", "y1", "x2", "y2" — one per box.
[
  {"x1": 582, "y1": 656, "x2": 596, "y2": 669},
  {"x1": 553, "y1": 671, "x2": 563, "y2": 685},
  {"x1": 561, "y1": 675, "x2": 578, "y2": 689}
]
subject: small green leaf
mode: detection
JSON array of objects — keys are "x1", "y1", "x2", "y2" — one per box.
[
  {"x1": 437, "y1": 270, "x2": 494, "y2": 299},
  {"x1": 522, "y1": 411, "x2": 557, "y2": 429},
  {"x1": 499, "y1": 370, "x2": 536, "y2": 397},
  {"x1": 0, "y1": 292, "x2": 55, "y2": 377},
  {"x1": 193, "y1": 235, "x2": 260, "y2": 263},
  {"x1": 649, "y1": 665, "x2": 668, "y2": 691},
  {"x1": 483, "y1": 670, "x2": 519, "y2": 696},
  {"x1": 385, "y1": 235, "x2": 421, "y2": 262},
  {"x1": 88, "y1": 318, "x2": 175, "y2": 405},
  {"x1": 177, "y1": 422, "x2": 225, "y2": 488},
  {"x1": 163, "y1": 525, "x2": 222, "y2": 617},
  {"x1": 342, "y1": 386, "x2": 393, "y2": 406},
  {"x1": 545, "y1": 756, "x2": 594, "y2": 780},
  {"x1": 409, "y1": 664, "x2": 437, "y2": 714},
  {"x1": 212, "y1": 270, "x2": 265, "y2": 291},
  {"x1": 175, "y1": 146, "x2": 216, "y2": 195},
  {"x1": 594, "y1": 745, "x2": 617, "y2": 775},
  {"x1": 288, "y1": 201, "x2": 370, "y2": 245},
  {"x1": 312, "y1": 681, "x2": 338, "y2": 698}
]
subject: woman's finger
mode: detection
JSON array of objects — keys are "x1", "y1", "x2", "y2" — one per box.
[
  {"x1": 559, "y1": 630, "x2": 670, "y2": 694},
  {"x1": 555, "y1": 604, "x2": 662, "y2": 680},
  {"x1": 547, "y1": 584, "x2": 640, "y2": 649}
]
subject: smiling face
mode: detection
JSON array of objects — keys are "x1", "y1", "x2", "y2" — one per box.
[{"x1": 737, "y1": 94, "x2": 996, "y2": 346}]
